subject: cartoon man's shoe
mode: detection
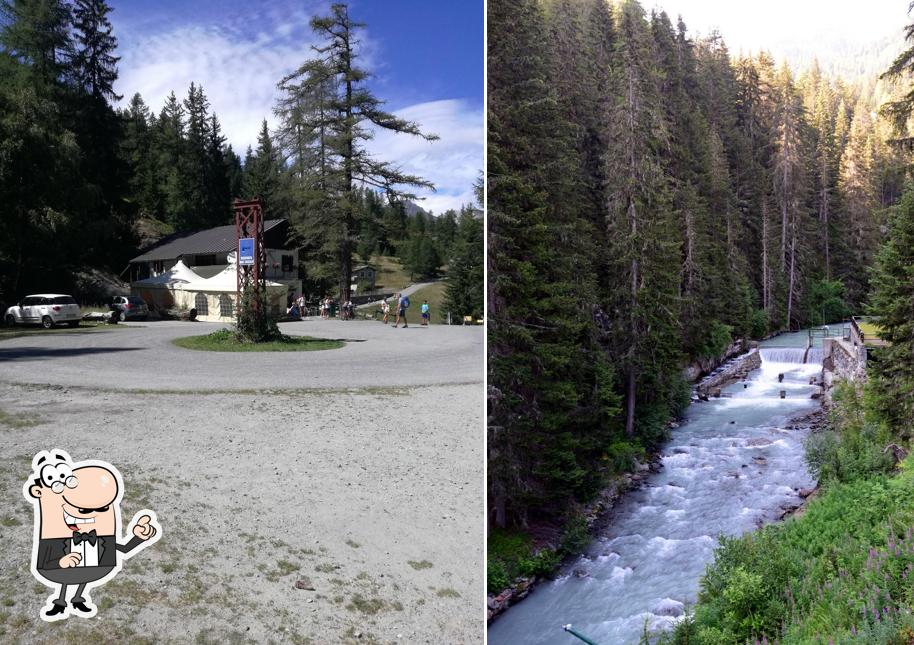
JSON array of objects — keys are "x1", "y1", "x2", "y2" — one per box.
[
  {"x1": 44, "y1": 603, "x2": 67, "y2": 619},
  {"x1": 70, "y1": 600, "x2": 96, "y2": 616}
]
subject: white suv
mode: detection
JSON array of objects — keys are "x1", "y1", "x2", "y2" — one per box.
[{"x1": 4, "y1": 294, "x2": 82, "y2": 328}]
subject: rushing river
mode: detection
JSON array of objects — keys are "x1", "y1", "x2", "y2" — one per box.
[{"x1": 488, "y1": 339, "x2": 825, "y2": 645}]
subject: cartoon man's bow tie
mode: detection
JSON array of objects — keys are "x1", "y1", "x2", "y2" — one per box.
[{"x1": 71, "y1": 530, "x2": 97, "y2": 546}]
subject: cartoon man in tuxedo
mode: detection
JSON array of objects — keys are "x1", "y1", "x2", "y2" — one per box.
[{"x1": 23, "y1": 449, "x2": 161, "y2": 621}]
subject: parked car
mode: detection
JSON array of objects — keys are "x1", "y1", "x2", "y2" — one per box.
[
  {"x1": 109, "y1": 295, "x2": 149, "y2": 321},
  {"x1": 4, "y1": 294, "x2": 81, "y2": 328}
]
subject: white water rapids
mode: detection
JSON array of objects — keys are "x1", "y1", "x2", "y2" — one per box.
[{"x1": 488, "y1": 344, "x2": 822, "y2": 645}]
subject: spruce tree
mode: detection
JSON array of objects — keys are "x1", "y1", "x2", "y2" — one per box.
[{"x1": 868, "y1": 189, "x2": 914, "y2": 431}]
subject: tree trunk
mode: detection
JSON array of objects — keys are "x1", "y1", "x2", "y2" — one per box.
[
  {"x1": 822, "y1": 192, "x2": 830, "y2": 281},
  {"x1": 786, "y1": 215, "x2": 797, "y2": 329},
  {"x1": 625, "y1": 368, "x2": 636, "y2": 439},
  {"x1": 340, "y1": 8, "x2": 354, "y2": 304},
  {"x1": 683, "y1": 205, "x2": 696, "y2": 295},
  {"x1": 780, "y1": 143, "x2": 788, "y2": 274},
  {"x1": 762, "y1": 201, "x2": 769, "y2": 315}
]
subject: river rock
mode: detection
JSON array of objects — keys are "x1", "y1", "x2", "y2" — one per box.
[
  {"x1": 573, "y1": 568, "x2": 589, "y2": 578},
  {"x1": 652, "y1": 598, "x2": 685, "y2": 617},
  {"x1": 798, "y1": 487, "x2": 816, "y2": 498}
]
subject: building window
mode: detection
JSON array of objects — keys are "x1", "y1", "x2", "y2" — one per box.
[
  {"x1": 194, "y1": 293, "x2": 209, "y2": 315},
  {"x1": 282, "y1": 254, "x2": 293, "y2": 273},
  {"x1": 219, "y1": 294, "x2": 233, "y2": 317},
  {"x1": 153, "y1": 261, "x2": 164, "y2": 274}
]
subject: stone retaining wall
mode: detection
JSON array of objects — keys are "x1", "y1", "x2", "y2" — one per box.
[
  {"x1": 695, "y1": 348, "x2": 762, "y2": 398},
  {"x1": 822, "y1": 338, "x2": 866, "y2": 389}
]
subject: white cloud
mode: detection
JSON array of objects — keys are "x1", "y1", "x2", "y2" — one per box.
[
  {"x1": 114, "y1": 13, "x2": 481, "y2": 213},
  {"x1": 116, "y1": 16, "x2": 321, "y2": 154},
  {"x1": 367, "y1": 99, "x2": 483, "y2": 214}
]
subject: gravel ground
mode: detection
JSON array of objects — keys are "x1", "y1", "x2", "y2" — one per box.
[{"x1": 0, "y1": 320, "x2": 484, "y2": 644}]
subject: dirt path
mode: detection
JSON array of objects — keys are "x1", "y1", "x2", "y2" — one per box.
[{"x1": 0, "y1": 321, "x2": 483, "y2": 643}]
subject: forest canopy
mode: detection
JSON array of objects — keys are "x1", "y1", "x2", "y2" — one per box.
[{"x1": 487, "y1": 0, "x2": 908, "y2": 536}]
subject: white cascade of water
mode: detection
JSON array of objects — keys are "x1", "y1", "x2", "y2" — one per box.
[{"x1": 759, "y1": 347, "x2": 808, "y2": 364}]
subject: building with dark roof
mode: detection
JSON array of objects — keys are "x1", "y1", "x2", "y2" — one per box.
[{"x1": 129, "y1": 219, "x2": 302, "y2": 297}]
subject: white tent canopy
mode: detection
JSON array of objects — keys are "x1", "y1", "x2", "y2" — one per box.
[
  {"x1": 185, "y1": 263, "x2": 285, "y2": 292},
  {"x1": 132, "y1": 260, "x2": 200, "y2": 287}
]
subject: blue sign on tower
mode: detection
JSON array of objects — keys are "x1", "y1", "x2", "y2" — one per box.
[{"x1": 238, "y1": 238, "x2": 255, "y2": 266}]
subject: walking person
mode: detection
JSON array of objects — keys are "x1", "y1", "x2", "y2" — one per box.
[
  {"x1": 381, "y1": 299, "x2": 390, "y2": 324},
  {"x1": 393, "y1": 292, "x2": 409, "y2": 328},
  {"x1": 420, "y1": 300, "x2": 430, "y2": 326},
  {"x1": 297, "y1": 294, "x2": 306, "y2": 320}
]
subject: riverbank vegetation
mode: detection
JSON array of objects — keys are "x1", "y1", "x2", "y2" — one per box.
[
  {"x1": 488, "y1": 0, "x2": 908, "y2": 585},
  {"x1": 662, "y1": 163, "x2": 914, "y2": 642}
]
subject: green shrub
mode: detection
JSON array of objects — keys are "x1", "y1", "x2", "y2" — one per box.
[
  {"x1": 697, "y1": 321, "x2": 733, "y2": 360},
  {"x1": 487, "y1": 518, "x2": 588, "y2": 593},
  {"x1": 805, "y1": 381, "x2": 895, "y2": 485},
  {"x1": 487, "y1": 559, "x2": 510, "y2": 592},
  {"x1": 605, "y1": 440, "x2": 643, "y2": 474},
  {"x1": 807, "y1": 278, "x2": 850, "y2": 326},
  {"x1": 558, "y1": 513, "x2": 590, "y2": 556},
  {"x1": 749, "y1": 308, "x2": 769, "y2": 340}
]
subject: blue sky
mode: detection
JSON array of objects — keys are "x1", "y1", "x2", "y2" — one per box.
[{"x1": 110, "y1": 1, "x2": 483, "y2": 213}]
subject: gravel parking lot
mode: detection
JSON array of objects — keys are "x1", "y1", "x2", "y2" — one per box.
[{"x1": 0, "y1": 319, "x2": 484, "y2": 644}]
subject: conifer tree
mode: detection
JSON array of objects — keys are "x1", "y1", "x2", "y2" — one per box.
[
  {"x1": 279, "y1": 3, "x2": 437, "y2": 302},
  {"x1": 867, "y1": 189, "x2": 914, "y2": 430}
]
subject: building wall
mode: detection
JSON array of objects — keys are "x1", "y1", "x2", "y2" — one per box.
[{"x1": 131, "y1": 286, "x2": 285, "y2": 322}]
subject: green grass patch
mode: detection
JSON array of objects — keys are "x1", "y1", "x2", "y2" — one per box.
[
  {"x1": 407, "y1": 281, "x2": 447, "y2": 324},
  {"x1": 172, "y1": 329, "x2": 344, "y2": 352},
  {"x1": 368, "y1": 255, "x2": 413, "y2": 293},
  {"x1": 487, "y1": 529, "x2": 561, "y2": 593},
  {"x1": 435, "y1": 588, "x2": 461, "y2": 598},
  {"x1": 407, "y1": 560, "x2": 433, "y2": 570},
  {"x1": 345, "y1": 593, "x2": 386, "y2": 614},
  {"x1": 0, "y1": 408, "x2": 41, "y2": 429}
]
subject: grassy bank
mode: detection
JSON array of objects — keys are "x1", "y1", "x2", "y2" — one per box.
[
  {"x1": 487, "y1": 440, "x2": 651, "y2": 595},
  {"x1": 173, "y1": 329, "x2": 344, "y2": 352},
  {"x1": 663, "y1": 381, "x2": 914, "y2": 645},
  {"x1": 407, "y1": 281, "x2": 446, "y2": 324},
  {"x1": 487, "y1": 517, "x2": 590, "y2": 593}
]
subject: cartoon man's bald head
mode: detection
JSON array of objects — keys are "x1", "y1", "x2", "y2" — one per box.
[{"x1": 26, "y1": 451, "x2": 120, "y2": 539}]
